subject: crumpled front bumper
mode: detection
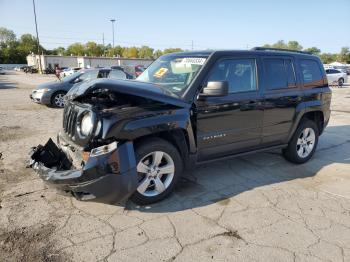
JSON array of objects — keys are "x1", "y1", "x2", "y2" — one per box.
[{"x1": 29, "y1": 138, "x2": 138, "y2": 204}]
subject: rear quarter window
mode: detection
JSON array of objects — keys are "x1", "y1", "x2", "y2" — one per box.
[{"x1": 299, "y1": 59, "x2": 324, "y2": 88}]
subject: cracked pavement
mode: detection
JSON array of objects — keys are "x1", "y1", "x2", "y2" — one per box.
[{"x1": 1, "y1": 72, "x2": 350, "y2": 262}]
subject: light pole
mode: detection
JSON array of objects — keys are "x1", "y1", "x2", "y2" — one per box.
[
  {"x1": 32, "y1": 0, "x2": 42, "y2": 73},
  {"x1": 110, "y1": 19, "x2": 116, "y2": 48}
]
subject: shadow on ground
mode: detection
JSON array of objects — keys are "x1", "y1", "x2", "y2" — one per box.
[
  {"x1": 125, "y1": 124, "x2": 350, "y2": 213},
  {"x1": 0, "y1": 77, "x2": 17, "y2": 89}
]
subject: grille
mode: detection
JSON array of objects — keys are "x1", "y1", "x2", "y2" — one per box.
[{"x1": 63, "y1": 104, "x2": 78, "y2": 137}]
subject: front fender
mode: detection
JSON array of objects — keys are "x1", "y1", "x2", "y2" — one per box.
[{"x1": 103, "y1": 108, "x2": 195, "y2": 150}]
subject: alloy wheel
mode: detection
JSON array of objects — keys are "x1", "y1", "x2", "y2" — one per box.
[
  {"x1": 136, "y1": 151, "x2": 175, "y2": 197},
  {"x1": 296, "y1": 127, "x2": 316, "y2": 158},
  {"x1": 54, "y1": 93, "x2": 65, "y2": 107}
]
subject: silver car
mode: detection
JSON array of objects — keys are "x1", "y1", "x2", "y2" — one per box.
[{"x1": 30, "y1": 68, "x2": 130, "y2": 107}]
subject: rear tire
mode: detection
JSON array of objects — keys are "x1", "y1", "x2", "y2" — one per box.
[
  {"x1": 338, "y1": 78, "x2": 344, "y2": 87},
  {"x1": 130, "y1": 138, "x2": 183, "y2": 205},
  {"x1": 283, "y1": 120, "x2": 319, "y2": 164}
]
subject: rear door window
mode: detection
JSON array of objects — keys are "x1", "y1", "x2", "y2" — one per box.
[
  {"x1": 299, "y1": 59, "x2": 324, "y2": 87},
  {"x1": 263, "y1": 58, "x2": 297, "y2": 90}
]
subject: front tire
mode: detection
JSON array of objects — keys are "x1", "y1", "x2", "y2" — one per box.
[
  {"x1": 130, "y1": 138, "x2": 183, "y2": 205},
  {"x1": 283, "y1": 120, "x2": 319, "y2": 164},
  {"x1": 51, "y1": 91, "x2": 66, "y2": 108}
]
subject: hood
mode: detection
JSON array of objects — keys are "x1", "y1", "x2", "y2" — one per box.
[
  {"x1": 67, "y1": 78, "x2": 190, "y2": 108},
  {"x1": 36, "y1": 81, "x2": 64, "y2": 90}
]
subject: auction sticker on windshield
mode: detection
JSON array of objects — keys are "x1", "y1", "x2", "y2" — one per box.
[
  {"x1": 182, "y1": 57, "x2": 206, "y2": 65},
  {"x1": 154, "y1": 68, "x2": 169, "y2": 78}
]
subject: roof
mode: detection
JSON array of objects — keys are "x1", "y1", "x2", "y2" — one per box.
[{"x1": 163, "y1": 48, "x2": 316, "y2": 58}]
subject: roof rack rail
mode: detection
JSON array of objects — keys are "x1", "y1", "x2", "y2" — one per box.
[{"x1": 251, "y1": 47, "x2": 312, "y2": 55}]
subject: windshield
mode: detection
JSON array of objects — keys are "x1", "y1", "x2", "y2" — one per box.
[
  {"x1": 62, "y1": 71, "x2": 82, "y2": 82},
  {"x1": 136, "y1": 55, "x2": 207, "y2": 97}
]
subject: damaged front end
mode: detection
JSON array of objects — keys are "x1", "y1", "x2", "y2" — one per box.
[
  {"x1": 29, "y1": 78, "x2": 190, "y2": 204},
  {"x1": 28, "y1": 137, "x2": 138, "y2": 204}
]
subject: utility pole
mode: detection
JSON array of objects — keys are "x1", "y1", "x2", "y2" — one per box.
[
  {"x1": 32, "y1": 0, "x2": 42, "y2": 73},
  {"x1": 110, "y1": 19, "x2": 116, "y2": 48},
  {"x1": 102, "y1": 33, "x2": 105, "y2": 46},
  {"x1": 191, "y1": 40, "x2": 194, "y2": 51}
]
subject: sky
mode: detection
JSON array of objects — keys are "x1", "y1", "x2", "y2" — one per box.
[{"x1": 0, "y1": 0, "x2": 349, "y2": 53}]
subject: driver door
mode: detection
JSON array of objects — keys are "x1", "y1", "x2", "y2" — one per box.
[{"x1": 196, "y1": 57, "x2": 264, "y2": 161}]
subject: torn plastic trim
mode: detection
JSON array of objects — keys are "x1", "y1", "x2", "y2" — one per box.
[{"x1": 29, "y1": 139, "x2": 139, "y2": 203}]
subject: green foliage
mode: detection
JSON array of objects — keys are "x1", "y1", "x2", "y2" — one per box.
[
  {"x1": 122, "y1": 47, "x2": 139, "y2": 58},
  {"x1": 153, "y1": 49, "x2": 163, "y2": 59},
  {"x1": 51, "y1": 47, "x2": 65, "y2": 55},
  {"x1": 163, "y1": 48, "x2": 183, "y2": 54},
  {"x1": 304, "y1": 47, "x2": 321, "y2": 55},
  {"x1": 263, "y1": 40, "x2": 302, "y2": 51},
  {"x1": 138, "y1": 46, "x2": 154, "y2": 59},
  {"x1": 1, "y1": 26, "x2": 348, "y2": 65},
  {"x1": 65, "y1": 43, "x2": 85, "y2": 56},
  {"x1": 319, "y1": 53, "x2": 338, "y2": 64},
  {"x1": 0, "y1": 27, "x2": 16, "y2": 43},
  {"x1": 338, "y1": 47, "x2": 350, "y2": 63}
]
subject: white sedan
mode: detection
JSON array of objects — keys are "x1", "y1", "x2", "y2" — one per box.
[
  {"x1": 325, "y1": 69, "x2": 347, "y2": 86},
  {"x1": 60, "y1": 67, "x2": 81, "y2": 78}
]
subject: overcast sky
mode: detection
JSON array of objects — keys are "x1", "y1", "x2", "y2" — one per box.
[{"x1": 0, "y1": 0, "x2": 349, "y2": 53}]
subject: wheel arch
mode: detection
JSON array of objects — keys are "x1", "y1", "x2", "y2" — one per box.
[
  {"x1": 132, "y1": 128, "x2": 193, "y2": 170},
  {"x1": 288, "y1": 108, "x2": 325, "y2": 142}
]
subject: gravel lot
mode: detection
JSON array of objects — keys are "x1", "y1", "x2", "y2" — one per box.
[{"x1": 1, "y1": 71, "x2": 350, "y2": 262}]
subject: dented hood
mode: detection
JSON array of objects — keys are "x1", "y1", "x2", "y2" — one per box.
[{"x1": 67, "y1": 78, "x2": 190, "y2": 108}]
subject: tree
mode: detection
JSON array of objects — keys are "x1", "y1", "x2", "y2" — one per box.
[
  {"x1": 107, "y1": 45, "x2": 124, "y2": 57},
  {"x1": 163, "y1": 48, "x2": 183, "y2": 54},
  {"x1": 52, "y1": 47, "x2": 65, "y2": 55},
  {"x1": 338, "y1": 47, "x2": 350, "y2": 63},
  {"x1": 122, "y1": 47, "x2": 139, "y2": 58},
  {"x1": 304, "y1": 47, "x2": 321, "y2": 55},
  {"x1": 263, "y1": 40, "x2": 302, "y2": 51},
  {"x1": 0, "y1": 27, "x2": 16, "y2": 43},
  {"x1": 319, "y1": 53, "x2": 337, "y2": 64},
  {"x1": 153, "y1": 49, "x2": 163, "y2": 59},
  {"x1": 138, "y1": 46, "x2": 154, "y2": 59},
  {"x1": 287, "y1": 41, "x2": 302, "y2": 51},
  {"x1": 85, "y1": 41, "x2": 103, "y2": 56},
  {"x1": 18, "y1": 34, "x2": 42, "y2": 55},
  {"x1": 66, "y1": 43, "x2": 85, "y2": 56}
]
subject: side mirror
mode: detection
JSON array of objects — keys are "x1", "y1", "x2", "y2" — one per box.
[{"x1": 200, "y1": 81, "x2": 229, "y2": 97}]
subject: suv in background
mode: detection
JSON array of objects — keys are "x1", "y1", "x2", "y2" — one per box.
[
  {"x1": 30, "y1": 48, "x2": 331, "y2": 205},
  {"x1": 326, "y1": 68, "x2": 347, "y2": 86}
]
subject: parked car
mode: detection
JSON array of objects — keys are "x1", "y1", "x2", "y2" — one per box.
[
  {"x1": 30, "y1": 68, "x2": 128, "y2": 108},
  {"x1": 0, "y1": 66, "x2": 5, "y2": 75},
  {"x1": 325, "y1": 68, "x2": 347, "y2": 86},
  {"x1": 30, "y1": 48, "x2": 331, "y2": 205},
  {"x1": 60, "y1": 67, "x2": 81, "y2": 78},
  {"x1": 23, "y1": 66, "x2": 38, "y2": 74},
  {"x1": 110, "y1": 66, "x2": 135, "y2": 79}
]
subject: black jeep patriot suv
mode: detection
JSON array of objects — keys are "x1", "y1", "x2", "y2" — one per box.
[{"x1": 30, "y1": 48, "x2": 331, "y2": 205}]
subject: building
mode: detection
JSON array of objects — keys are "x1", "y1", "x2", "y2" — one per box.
[{"x1": 26, "y1": 54, "x2": 153, "y2": 74}]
